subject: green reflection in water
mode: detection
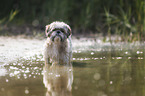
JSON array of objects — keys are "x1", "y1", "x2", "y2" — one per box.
[{"x1": 72, "y1": 47, "x2": 145, "y2": 96}]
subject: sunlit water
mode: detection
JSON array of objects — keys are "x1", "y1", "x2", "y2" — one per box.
[{"x1": 0, "y1": 38, "x2": 145, "y2": 96}]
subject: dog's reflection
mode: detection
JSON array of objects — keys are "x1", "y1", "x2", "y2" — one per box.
[{"x1": 43, "y1": 64, "x2": 73, "y2": 96}]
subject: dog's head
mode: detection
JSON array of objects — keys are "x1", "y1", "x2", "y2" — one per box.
[{"x1": 45, "y1": 21, "x2": 71, "y2": 42}]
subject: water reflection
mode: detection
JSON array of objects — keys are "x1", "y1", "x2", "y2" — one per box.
[
  {"x1": 0, "y1": 65, "x2": 7, "y2": 76},
  {"x1": 0, "y1": 42, "x2": 144, "y2": 96},
  {"x1": 43, "y1": 63, "x2": 73, "y2": 96},
  {"x1": 72, "y1": 48, "x2": 145, "y2": 96}
]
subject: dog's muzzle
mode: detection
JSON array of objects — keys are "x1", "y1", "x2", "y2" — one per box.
[
  {"x1": 52, "y1": 34, "x2": 63, "y2": 42},
  {"x1": 48, "y1": 30, "x2": 64, "y2": 42}
]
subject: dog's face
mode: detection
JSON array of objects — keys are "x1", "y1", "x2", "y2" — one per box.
[{"x1": 45, "y1": 22, "x2": 71, "y2": 42}]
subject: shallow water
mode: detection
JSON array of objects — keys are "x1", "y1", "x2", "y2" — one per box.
[{"x1": 0, "y1": 38, "x2": 145, "y2": 96}]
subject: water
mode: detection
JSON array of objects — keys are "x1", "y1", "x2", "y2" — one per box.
[
  {"x1": 0, "y1": 38, "x2": 145, "y2": 96},
  {"x1": 73, "y1": 48, "x2": 145, "y2": 96}
]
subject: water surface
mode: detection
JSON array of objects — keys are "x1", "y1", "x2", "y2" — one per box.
[{"x1": 0, "y1": 38, "x2": 145, "y2": 96}]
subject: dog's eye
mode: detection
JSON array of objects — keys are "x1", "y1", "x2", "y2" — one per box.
[
  {"x1": 52, "y1": 29, "x2": 57, "y2": 31},
  {"x1": 60, "y1": 29, "x2": 65, "y2": 33},
  {"x1": 53, "y1": 29, "x2": 65, "y2": 33}
]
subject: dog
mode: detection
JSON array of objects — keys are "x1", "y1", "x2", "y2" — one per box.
[
  {"x1": 43, "y1": 21, "x2": 73, "y2": 96},
  {"x1": 43, "y1": 21, "x2": 72, "y2": 65}
]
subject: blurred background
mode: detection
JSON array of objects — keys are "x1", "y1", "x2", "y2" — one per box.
[
  {"x1": 0, "y1": 1, "x2": 145, "y2": 96},
  {"x1": 0, "y1": 0, "x2": 145, "y2": 41}
]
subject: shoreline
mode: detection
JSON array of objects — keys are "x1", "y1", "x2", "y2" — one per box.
[{"x1": 0, "y1": 36, "x2": 144, "y2": 65}]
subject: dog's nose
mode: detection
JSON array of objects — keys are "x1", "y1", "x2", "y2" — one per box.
[{"x1": 57, "y1": 30, "x2": 61, "y2": 34}]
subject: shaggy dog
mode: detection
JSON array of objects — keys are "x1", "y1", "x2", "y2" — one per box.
[
  {"x1": 43, "y1": 21, "x2": 73, "y2": 96},
  {"x1": 43, "y1": 21, "x2": 72, "y2": 65}
]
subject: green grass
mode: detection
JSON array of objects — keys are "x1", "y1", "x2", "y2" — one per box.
[{"x1": 0, "y1": 0, "x2": 144, "y2": 41}]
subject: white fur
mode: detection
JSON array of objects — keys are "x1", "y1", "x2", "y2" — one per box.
[
  {"x1": 49, "y1": 21, "x2": 71, "y2": 31},
  {"x1": 43, "y1": 21, "x2": 72, "y2": 65},
  {"x1": 43, "y1": 36, "x2": 72, "y2": 65}
]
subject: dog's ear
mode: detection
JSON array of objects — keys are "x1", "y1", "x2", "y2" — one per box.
[
  {"x1": 45, "y1": 25, "x2": 50, "y2": 37},
  {"x1": 66, "y1": 26, "x2": 72, "y2": 37}
]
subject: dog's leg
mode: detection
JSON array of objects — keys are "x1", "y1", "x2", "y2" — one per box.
[{"x1": 45, "y1": 58, "x2": 50, "y2": 65}]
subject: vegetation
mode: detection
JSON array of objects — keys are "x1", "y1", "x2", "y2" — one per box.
[{"x1": 0, "y1": 0, "x2": 145, "y2": 41}]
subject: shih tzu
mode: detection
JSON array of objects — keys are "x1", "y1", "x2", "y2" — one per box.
[
  {"x1": 43, "y1": 21, "x2": 72, "y2": 65},
  {"x1": 43, "y1": 21, "x2": 73, "y2": 95}
]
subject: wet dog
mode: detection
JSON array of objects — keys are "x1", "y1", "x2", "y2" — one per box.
[
  {"x1": 43, "y1": 21, "x2": 72, "y2": 65},
  {"x1": 43, "y1": 21, "x2": 73, "y2": 96}
]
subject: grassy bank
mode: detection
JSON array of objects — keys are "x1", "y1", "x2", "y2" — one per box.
[{"x1": 0, "y1": 0, "x2": 145, "y2": 41}]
